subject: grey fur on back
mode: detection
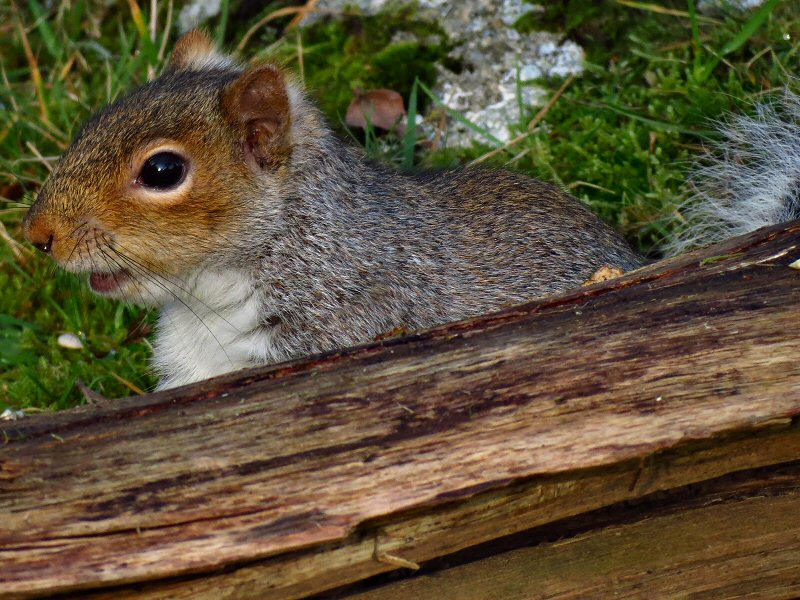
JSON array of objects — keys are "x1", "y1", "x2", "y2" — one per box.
[{"x1": 224, "y1": 94, "x2": 643, "y2": 362}]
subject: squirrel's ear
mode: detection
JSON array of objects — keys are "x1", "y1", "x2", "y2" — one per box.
[
  {"x1": 170, "y1": 29, "x2": 234, "y2": 71},
  {"x1": 222, "y1": 65, "x2": 292, "y2": 171}
]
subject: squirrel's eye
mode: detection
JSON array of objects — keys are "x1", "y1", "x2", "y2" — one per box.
[{"x1": 137, "y1": 152, "x2": 186, "y2": 190}]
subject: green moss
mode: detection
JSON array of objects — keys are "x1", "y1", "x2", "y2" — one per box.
[
  {"x1": 274, "y1": 3, "x2": 452, "y2": 121},
  {"x1": 516, "y1": 0, "x2": 687, "y2": 63}
]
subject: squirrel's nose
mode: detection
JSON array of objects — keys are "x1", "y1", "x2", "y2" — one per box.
[
  {"x1": 32, "y1": 234, "x2": 54, "y2": 254},
  {"x1": 24, "y1": 215, "x2": 55, "y2": 254}
]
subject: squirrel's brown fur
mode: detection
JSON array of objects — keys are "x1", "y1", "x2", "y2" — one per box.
[{"x1": 24, "y1": 30, "x2": 642, "y2": 389}]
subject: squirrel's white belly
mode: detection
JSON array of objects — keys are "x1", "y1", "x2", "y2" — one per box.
[{"x1": 152, "y1": 269, "x2": 275, "y2": 390}]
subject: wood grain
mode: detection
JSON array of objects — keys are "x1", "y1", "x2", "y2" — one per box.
[
  {"x1": 2, "y1": 221, "x2": 800, "y2": 598},
  {"x1": 348, "y1": 462, "x2": 800, "y2": 600}
]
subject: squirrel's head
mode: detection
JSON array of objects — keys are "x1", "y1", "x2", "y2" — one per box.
[{"x1": 23, "y1": 30, "x2": 301, "y2": 305}]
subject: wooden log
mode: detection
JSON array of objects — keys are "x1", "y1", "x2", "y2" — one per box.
[
  {"x1": 348, "y1": 461, "x2": 800, "y2": 600},
  {"x1": 2, "y1": 220, "x2": 800, "y2": 599}
]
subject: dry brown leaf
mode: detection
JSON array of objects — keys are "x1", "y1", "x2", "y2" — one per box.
[
  {"x1": 76, "y1": 379, "x2": 110, "y2": 405},
  {"x1": 346, "y1": 89, "x2": 406, "y2": 134},
  {"x1": 583, "y1": 265, "x2": 626, "y2": 286},
  {"x1": 374, "y1": 326, "x2": 410, "y2": 341}
]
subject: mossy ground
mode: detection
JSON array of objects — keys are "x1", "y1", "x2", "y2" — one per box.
[{"x1": 1, "y1": 0, "x2": 798, "y2": 411}]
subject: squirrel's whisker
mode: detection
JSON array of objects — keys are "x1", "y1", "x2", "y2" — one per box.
[
  {"x1": 64, "y1": 228, "x2": 89, "y2": 266},
  {"x1": 105, "y1": 240, "x2": 245, "y2": 332},
  {"x1": 107, "y1": 234, "x2": 257, "y2": 321},
  {"x1": 101, "y1": 241, "x2": 235, "y2": 366},
  {"x1": 95, "y1": 241, "x2": 164, "y2": 325}
]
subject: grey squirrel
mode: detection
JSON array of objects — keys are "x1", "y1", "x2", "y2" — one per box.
[{"x1": 21, "y1": 30, "x2": 792, "y2": 390}]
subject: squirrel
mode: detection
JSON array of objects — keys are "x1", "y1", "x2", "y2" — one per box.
[{"x1": 22, "y1": 30, "x2": 658, "y2": 389}]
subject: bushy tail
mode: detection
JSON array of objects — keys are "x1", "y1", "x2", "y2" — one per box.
[{"x1": 665, "y1": 90, "x2": 800, "y2": 256}]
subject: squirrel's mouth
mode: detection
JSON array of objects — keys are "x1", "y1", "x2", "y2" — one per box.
[{"x1": 89, "y1": 270, "x2": 132, "y2": 294}]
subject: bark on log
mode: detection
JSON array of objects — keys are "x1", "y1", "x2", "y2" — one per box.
[
  {"x1": 2, "y1": 221, "x2": 800, "y2": 599},
  {"x1": 349, "y1": 461, "x2": 800, "y2": 600}
]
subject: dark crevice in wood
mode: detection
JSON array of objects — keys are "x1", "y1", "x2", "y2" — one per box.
[{"x1": 311, "y1": 458, "x2": 800, "y2": 599}]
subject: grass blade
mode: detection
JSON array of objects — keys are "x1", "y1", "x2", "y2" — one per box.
[
  {"x1": 687, "y1": 0, "x2": 701, "y2": 71},
  {"x1": 402, "y1": 78, "x2": 419, "y2": 169},
  {"x1": 215, "y1": 0, "x2": 230, "y2": 46},
  {"x1": 13, "y1": 11, "x2": 51, "y2": 125},
  {"x1": 0, "y1": 314, "x2": 40, "y2": 330},
  {"x1": 616, "y1": 0, "x2": 719, "y2": 22},
  {"x1": 126, "y1": 0, "x2": 159, "y2": 65},
  {"x1": 26, "y1": 0, "x2": 60, "y2": 60},
  {"x1": 695, "y1": 0, "x2": 781, "y2": 82},
  {"x1": 55, "y1": 375, "x2": 78, "y2": 408},
  {"x1": 598, "y1": 101, "x2": 704, "y2": 136},
  {"x1": 720, "y1": 0, "x2": 781, "y2": 57}
]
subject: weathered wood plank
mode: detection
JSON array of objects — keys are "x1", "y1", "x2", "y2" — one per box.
[
  {"x1": 2, "y1": 221, "x2": 800, "y2": 598},
  {"x1": 348, "y1": 462, "x2": 800, "y2": 600},
  {"x1": 68, "y1": 423, "x2": 800, "y2": 600}
]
